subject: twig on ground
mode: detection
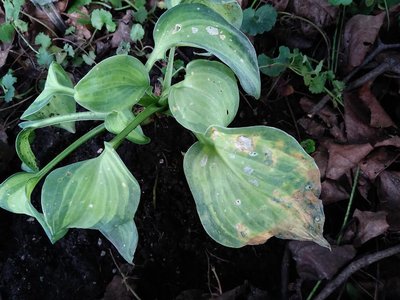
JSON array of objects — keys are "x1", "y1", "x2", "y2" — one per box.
[{"x1": 314, "y1": 243, "x2": 400, "y2": 300}]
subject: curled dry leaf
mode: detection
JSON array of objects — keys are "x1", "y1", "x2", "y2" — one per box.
[
  {"x1": 289, "y1": 241, "x2": 357, "y2": 280},
  {"x1": 320, "y1": 179, "x2": 349, "y2": 205},
  {"x1": 111, "y1": 10, "x2": 133, "y2": 48},
  {"x1": 377, "y1": 171, "x2": 400, "y2": 231},
  {"x1": 292, "y1": 0, "x2": 338, "y2": 34},
  {"x1": 352, "y1": 209, "x2": 389, "y2": 247},
  {"x1": 343, "y1": 12, "x2": 385, "y2": 71},
  {"x1": 326, "y1": 142, "x2": 373, "y2": 180},
  {"x1": 360, "y1": 148, "x2": 400, "y2": 181}
]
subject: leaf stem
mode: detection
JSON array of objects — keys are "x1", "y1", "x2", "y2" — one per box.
[
  {"x1": 109, "y1": 104, "x2": 166, "y2": 149},
  {"x1": 37, "y1": 124, "x2": 106, "y2": 178},
  {"x1": 19, "y1": 111, "x2": 108, "y2": 129},
  {"x1": 163, "y1": 47, "x2": 176, "y2": 91},
  {"x1": 337, "y1": 166, "x2": 360, "y2": 245}
]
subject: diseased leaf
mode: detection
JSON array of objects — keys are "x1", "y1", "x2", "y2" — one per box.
[
  {"x1": 184, "y1": 125, "x2": 328, "y2": 248},
  {"x1": 21, "y1": 62, "x2": 76, "y2": 132},
  {"x1": 15, "y1": 128, "x2": 39, "y2": 172},
  {"x1": 147, "y1": 3, "x2": 261, "y2": 98},
  {"x1": 105, "y1": 110, "x2": 150, "y2": 144},
  {"x1": 167, "y1": 0, "x2": 243, "y2": 28},
  {"x1": 241, "y1": 5, "x2": 277, "y2": 36},
  {"x1": 42, "y1": 143, "x2": 141, "y2": 262},
  {"x1": 75, "y1": 55, "x2": 150, "y2": 112},
  {"x1": 169, "y1": 60, "x2": 239, "y2": 134}
]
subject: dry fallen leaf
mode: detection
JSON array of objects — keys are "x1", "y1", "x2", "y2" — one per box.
[
  {"x1": 292, "y1": 0, "x2": 338, "y2": 32},
  {"x1": 289, "y1": 241, "x2": 357, "y2": 280},
  {"x1": 111, "y1": 10, "x2": 133, "y2": 48},
  {"x1": 352, "y1": 209, "x2": 389, "y2": 246},
  {"x1": 360, "y1": 148, "x2": 400, "y2": 181},
  {"x1": 103, "y1": 275, "x2": 132, "y2": 300},
  {"x1": 343, "y1": 12, "x2": 385, "y2": 71},
  {"x1": 321, "y1": 179, "x2": 349, "y2": 205},
  {"x1": 270, "y1": 0, "x2": 289, "y2": 11},
  {"x1": 377, "y1": 171, "x2": 400, "y2": 231},
  {"x1": 326, "y1": 142, "x2": 373, "y2": 180}
]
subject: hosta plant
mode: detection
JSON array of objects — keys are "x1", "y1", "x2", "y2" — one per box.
[{"x1": 0, "y1": 1, "x2": 329, "y2": 263}]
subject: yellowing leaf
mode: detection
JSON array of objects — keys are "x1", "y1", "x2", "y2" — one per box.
[{"x1": 184, "y1": 125, "x2": 328, "y2": 248}]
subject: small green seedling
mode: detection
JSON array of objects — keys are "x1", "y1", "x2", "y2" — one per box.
[{"x1": 0, "y1": 1, "x2": 328, "y2": 263}]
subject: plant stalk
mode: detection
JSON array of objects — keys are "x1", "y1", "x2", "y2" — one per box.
[
  {"x1": 19, "y1": 111, "x2": 108, "y2": 129},
  {"x1": 37, "y1": 124, "x2": 106, "y2": 178},
  {"x1": 109, "y1": 104, "x2": 166, "y2": 149}
]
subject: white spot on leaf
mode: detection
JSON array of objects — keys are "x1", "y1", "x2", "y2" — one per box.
[
  {"x1": 220, "y1": 35, "x2": 226, "y2": 40},
  {"x1": 191, "y1": 27, "x2": 198, "y2": 33},
  {"x1": 200, "y1": 155, "x2": 208, "y2": 167},
  {"x1": 172, "y1": 24, "x2": 182, "y2": 34},
  {"x1": 235, "y1": 199, "x2": 241, "y2": 206},
  {"x1": 243, "y1": 166, "x2": 254, "y2": 175},
  {"x1": 235, "y1": 136, "x2": 253, "y2": 152},
  {"x1": 206, "y1": 26, "x2": 219, "y2": 35},
  {"x1": 249, "y1": 178, "x2": 259, "y2": 187}
]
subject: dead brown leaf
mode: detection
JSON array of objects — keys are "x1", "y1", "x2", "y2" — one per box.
[
  {"x1": 111, "y1": 10, "x2": 133, "y2": 48},
  {"x1": 65, "y1": 8, "x2": 92, "y2": 40},
  {"x1": 270, "y1": 0, "x2": 289, "y2": 11},
  {"x1": 360, "y1": 147, "x2": 400, "y2": 181},
  {"x1": 325, "y1": 142, "x2": 373, "y2": 180},
  {"x1": 352, "y1": 209, "x2": 389, "y2": 246},
  {"x1": 321, "y1": 179, "x2": 349, "y2": 204},
  {"x1": 102, "y1": 275, "x2": 133, "y2": 300},
  {"x1": 289, "y1": 241, "x2": 357, "y2": 280},
  {"x1": 377, "y1": 171, "x2": 400, "y2": 231},
  {"x1": 343, "y1": 12, "x2": 385, "y2": 71},
  {"x1": 292, "y1": 0, "x2": 338, "y2": 32},
  {"x1": 313, "y1": 145, "x2": 329, "y2": 179}
]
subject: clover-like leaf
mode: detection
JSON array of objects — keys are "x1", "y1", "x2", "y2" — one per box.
[
  {"x1": 91, "y1": 9, "x2": 116, "y2": 32},
  {"x1": 184, "y1": 125, "x2": 329, "y2": 248},
  {"x1": 169, "y1": 59, "x2": 239, "y2": 133},
  {"x1": 74, "y1": 55, "x2": 150, "y2": 113},
  {"x1": 21, "y1": 62, "x2": 76, "y2": 133},
  {"x1": 0, "y1": 172, "x2": 54, "y2": 238},
  {"x1": 105, "y1": 110, "x2": 150, "y2": 144},
  {"x1": 258, "y1": 46, "x2": 291, "y2": 77},
  {"x1": 147, "y1": 3, "x2": 260, "y2": 98},
  {"x1": 41, "y1": 142, "x2": 141, "y2": 262},
  {"x1": 167, "y1": 0, "x2": 243, "y2": 28},
  {"x1": 241, "y1": 5, "x2": 277, "y2": 36}
]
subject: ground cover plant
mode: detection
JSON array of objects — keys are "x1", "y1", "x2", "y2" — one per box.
[{"x1": 1, "y1": 0, "x2": 400, "y2": 299}]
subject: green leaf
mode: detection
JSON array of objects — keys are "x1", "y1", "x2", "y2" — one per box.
[
  {"x1": 167, "y1": 0, "x2": 243, "y2": 28},
  {"x1": 133, "y1": 6, "x2": 148, "y2": 24},
  {"x1": 82, "y1": 50, "x2": 96, "y2": 65},
  {"x1": 35, "y1": 32, "x2": 52, "y2": 49},
  {"x1": 147, "y1": 3, "x2": 261, "y2": 98},
  {"x1": 258, "y1": 46, "x2": 290, "y2": 77},
  {"x1": 91, "y1": 9, "x2": 116, "y2": 32},
  {"x1": 16, "y1": 128, "x2": 39, "y2": 172},
  {"x1": 14, "y1": 19, "x2": 28, "y2": 32},
  {"x1": 0, "y1": 172, "x2": 54, "y2": 239},
  {"x1": 0, "y1": 23, "x2": 15, "y2": 43},
  {"x1": 36, "y1": 48, "x2": 54, "y2": 67},
  {"x1": 184, "y1": 125, "x2": 328, "y2": 248},
  {"x1": 130, "y1": 23, "x2": 144, "y2": 42},
  {"x1": 74, "y1": 55, "x2": 150, "y2": 112},
  {"x1": 68, "y1": 0, "x2": 92, "y2": 12},
  {"x1": 21, "y1": 62, "x2": 76, "y2": 132},
  {"x1": 169, "y1": 60, "x2": 239, "y2": 133},
  {"x1": 41, "y1": 142, "x2": 141, "y2": 262},
  {"x1": 105, "y1": 110, "x2": 150, "y2": 144},
  {"x1": 63, "y1": 44, "x2": 75, "y2": 57},
  {"x1": 328, "y1": 0, "x2": 352, "y2": 5},
  {"x1": 241, "y1": 5, "x2": 277, "y2": 36},
  {"x1": 301, "y1": 139, "x2": 316, "y2": 154},
  {"x1": 1, "y1": 71, "x2": 17, "y2": 102}
]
